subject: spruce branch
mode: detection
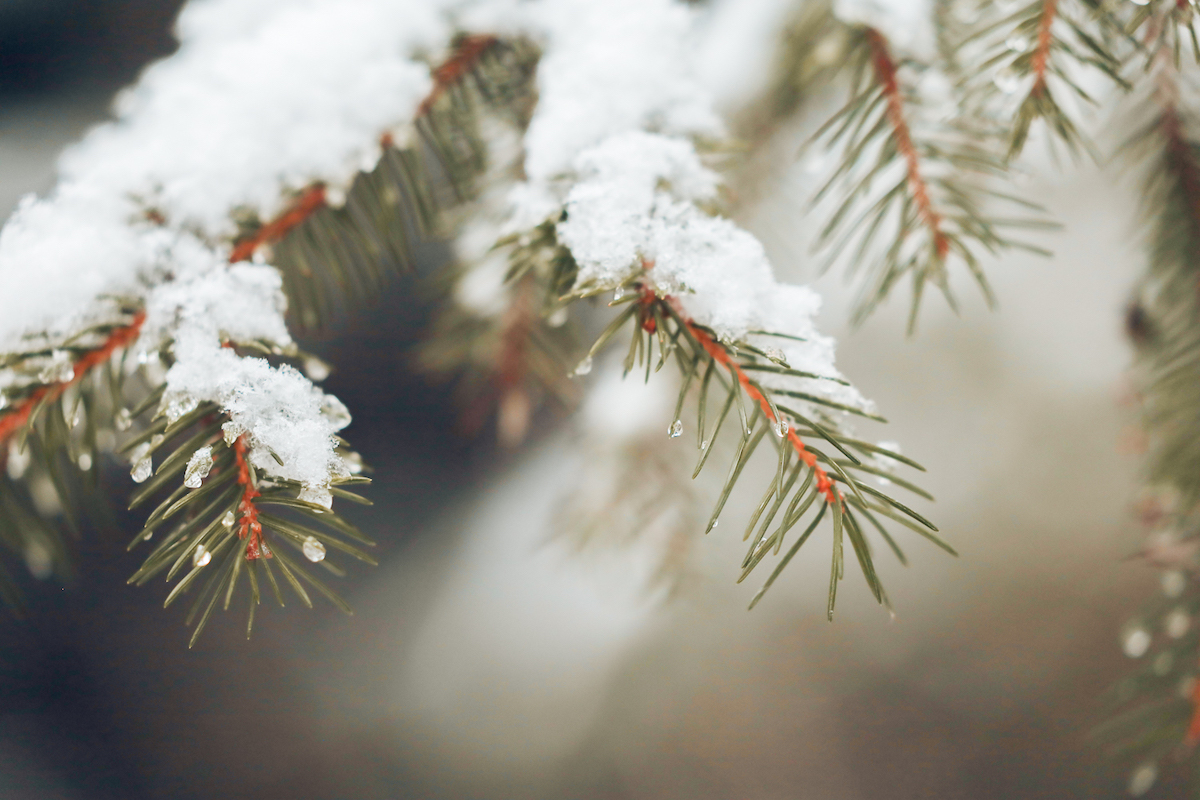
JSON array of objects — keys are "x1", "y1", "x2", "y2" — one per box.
[
  {"x1": 1099, "y1": 8, "x2": 1200, "y2": 787},
  {"x1": 959, "y1": 0, "x2": 1124, "y2": 159},
  {"x1": 809, "y1": 25, "x2": 1048, "y2": 331},
  {"x1": 567, "y1": 270, "x2": 949, "y2": 618}
]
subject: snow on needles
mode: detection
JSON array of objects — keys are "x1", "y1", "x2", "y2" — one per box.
[
  {"x1": 0, "y1": 0, "x2": 872, "y2": 495},
  {"x1": 525, "y1": 0, "x2": 872, "y2": 413},
  {"x1": 0, "y1": 0, "x2": 456, "y2": 493}
]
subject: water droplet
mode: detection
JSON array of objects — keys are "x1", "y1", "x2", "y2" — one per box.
[
  {"x1": 222, "y1": 420, "x2": 246, "y2": 446},
  {"x1": 993, "y1": 68, "x2": 1020, "y2": 94},
  {"x1": 6, "y1": 442, "x2": 30, "y2": 480},
  {"x1": 303, "y1": 536, "x2": 327, "y2": 563},
  {"x1": 304, "y1": 356, "x2": 331, "y2": 381},
  {"x1": 1123, "y1": 625, "x2": 1152, "y2": 658},
  {"x1": 573, "y1": 356, "x2": 593, "y2": 376},
  {"x1": 710, "y1": 519, "x2": 719, "y2": 529},
  {"x1": 669, "y1": 420, "x2": 683, "y2": 438},
  {"x1": 162, "y1": 393, "x2": 199, "y2": 424},
  {"x1": 701, "y1": 439, "x2": 709, "y2": 450},
  {"x1": 763, "y1": 346, "x2": 787, "y2": 364},
  {"x1": 131, "y1": 455, "x2": 153, "y2": 483},
  {"x1": 1163, "y1": 569, "x2": 1186, "y2": 597},
  {"x1": 1005, "y1": 34, "x2": 1029, "y2": 53},
  {"x1": 343, "y1": 451, "x2": 364, "y2": 475},
  {"x1": 38, "y1": 350, "x2": 75, "y2": 384},
  {"x1": 320, "y1": 396, "x2": 352, "y2": 430},
  {"x1": 299, "y1": 485, "x2": 333, "y2": 509},
  {"x1": 222, "y1": 510, "x2": 236, "y2": 529},
  {"x1": 1167, "y1": 607, "x2": 1191, "y2": 638},
  {"x1": 24, "y1": 542, "x2": 52, "y2": 580},
  {"x1": 69, "y1": 407, "x2": 83, "y2": 428},
  {"x1": 184, "y1": 445, "x2": 214, "y2": 489},
  {"x1": 774, "y1": 418, "x2": 790, "y2": 438},
  {"x1": 1128, "y1": 763, "x2": 1157, "y2": 797},
  {"x1": 325, "y1": 186, "x2": 347, "y2": 209},
  {"x1": 613, "y1": 286, "x2": 627, "y2": 301},
  {"x1": 77, "y1": 452, "x2": 92, "y2": 472},
  {"x1": 115, "y1": 407, "x2": 133, "y2": 431},
  {"x1": 547, "y1": 307, "x2": 568, "y2": 327},
  {"x1": 193, "y1": 544, "x2": 212, "y2": 567}
]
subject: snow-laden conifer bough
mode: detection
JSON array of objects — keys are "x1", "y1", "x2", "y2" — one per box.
[
  {"x1": 0, "y1": 0, "x2": 1190, "y2": 793},
  {"x1": 0, "y1": 0, "x2": 951, "y2": 648}
]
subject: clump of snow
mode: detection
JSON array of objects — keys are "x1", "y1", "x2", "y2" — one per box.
[
  {"x1": 556, "y1": 132, "x2": 872, "y2": 413},
  {"x1": 0, "y1": 0, "x2": 465, "y2": 496},
  {"x1": 165, "y1": 332, "x2": 350, "y2": 495},
  {"x1": 0, "y1": 0, "x2": 455, "y2": 350}
]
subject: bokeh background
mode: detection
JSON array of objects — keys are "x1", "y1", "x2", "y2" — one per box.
[{"x1": 0, "y1": 1, "x2": 1163, "y2": 798}]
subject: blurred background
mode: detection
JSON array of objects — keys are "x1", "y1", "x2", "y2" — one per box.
[{"x1": 0, "y1": 1, "x2": 1163, "y2": 798}]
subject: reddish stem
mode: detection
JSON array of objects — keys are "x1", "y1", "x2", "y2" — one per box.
[
  {"x1": 228, "y1": 184, "x2": 327, "y2": 264},
  {"x1": 863, "y1": 28, "x2": 949, "y2": 261},
  {"x1": 231, "y1": 434, "x2": 269, "y2": 560},
  {"x1": 1030, "y1": 0, "x2": 1058, "y2": 97},
  {"x1": 226, "y1": 34, "x2": 500, "y2": 266},
  {"x1": 0, "y1": 311, "x2": 146, "y2": 447},
  {"x1": 642, "y1": 287, "x2": 837, "y2": 504},
  {"x1": 418, "y1": 35, "x2": 499, "y2": 116}
]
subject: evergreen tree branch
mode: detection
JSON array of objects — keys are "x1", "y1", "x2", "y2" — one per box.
[{"x1": 809, "y1": 25, "x2": 1048, "y2": 331}]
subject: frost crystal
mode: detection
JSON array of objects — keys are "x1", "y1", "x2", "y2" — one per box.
[
  {"x1": 115, "y1": 407, "x2": 133, "y2": 431},
  {"x1": 669, "y1": 419, "x2": 683, "y2": 438},
  {"x1": 222, "y1": 510, "x2": 236, "y2": 529},
  {"x1": 193, "y1": 544, "x2": 212, "y2": 568},
  {"x1": 184, "y1": 445, "x2": 214, "y2": 489}
]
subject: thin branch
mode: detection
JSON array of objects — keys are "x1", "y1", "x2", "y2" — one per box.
[
  {"x1": 232, "y1": 434, "x2": 269, "y2": 560},
  {"x1": 0, "y1": 311, "x2": 145, "y2": 446},
  {"x1": 864, "y1": 28, "x2": 950, "y2": 261},
  {"x1": 1030, "y1": 0, "x2": 1059, "y2": 97}
]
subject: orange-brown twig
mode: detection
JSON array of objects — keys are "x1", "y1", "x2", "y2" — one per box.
[
  {"x1": 232, "y1": 434, "x2": 269, "y2": 560},
  {"x1": 864, "y1": 28, "x2": 949, "y2": 261},
  {"x1": 642, "y1": 286, "x2": 839, "y2": 505},
  {"x1": 0, "y1": 311, "x2": 146, "y2": 447},
  {"x1": 227, "y1": 34, "x2": 501, "y2": 267},
  {"x1": 418, "y1": 35, "x2": 499, "y2": 116},
  {"x1": 228, "y1": 184, "x2": 327, "y2": 264},
  {"x1": 1030, "y1": 0, "x2": 1058, "y2": 97}
]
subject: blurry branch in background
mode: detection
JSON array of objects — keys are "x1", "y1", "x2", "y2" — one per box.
[
  {"x1": 803, "y1": 20, "x2": 1052, "y2": 332},
  {"x1": 956, "y1": 0, "x2": 1124, "y2": 160},
  {"x1": 1094, "y1": 3, "x2": 1200, "y2": 793}
]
